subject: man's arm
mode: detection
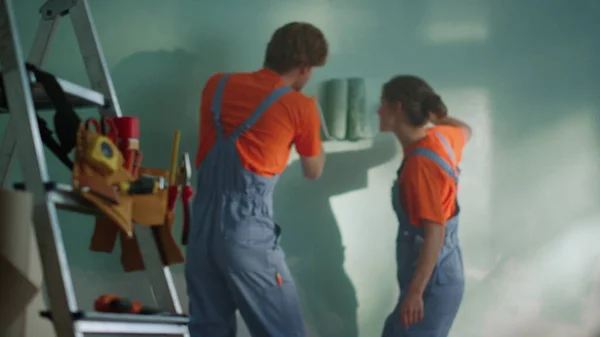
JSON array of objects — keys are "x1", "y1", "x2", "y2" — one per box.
[
  {"x1": 407, "y1": 221, "x2": 445, "y2": 295},
  {"x1": 295, "y1": 98, "x2": 326, "y2": 180},
  {"x1": 300, "y1": 148, "x2": 325, "y2": 180},
  {"x1": 432, "y1": 116, "x2": 472, "y2": 142}
]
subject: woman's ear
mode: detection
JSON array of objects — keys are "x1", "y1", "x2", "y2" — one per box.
[
  {"x1": 393, "y1": 101, "x2": 405, "y2": 124},
  {"x1": 299, "y1": 65, "x2": 313, "y2": 76}
]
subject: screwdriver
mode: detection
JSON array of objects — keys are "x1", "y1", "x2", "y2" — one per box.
[{"x1": 119, "y1": 175, "x2": 165, "y2": 195}]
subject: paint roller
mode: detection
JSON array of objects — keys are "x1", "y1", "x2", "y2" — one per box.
[
  {"x1": 322, "y1": 79, "x2": 348, "y2": 140},
  {"x1": 320, "y1": 77, "x2": 372, "y2": 141},
  {"x1": 346, "y1": 77, "x2": 373, "y2": 140}
]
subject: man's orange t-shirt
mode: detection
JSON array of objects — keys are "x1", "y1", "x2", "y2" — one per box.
[
  {"x1": 195, "y1": 69, "x2": 322, "y2": 176},
  {"x1": 398, "y1": 125, "x2": 467, "y2": 227}
]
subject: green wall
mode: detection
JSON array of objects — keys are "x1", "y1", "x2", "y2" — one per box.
[{"x1": 4, "y1": 0, "x2": 600, "y2": 336}]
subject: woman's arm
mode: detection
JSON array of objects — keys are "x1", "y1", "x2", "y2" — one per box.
[
  {"x1": 407, "y1": 221, "x2": 446, "y2": 295},
  {"x1": 398, "y1": 159, "x2": 448, "y2": 326},
  {"x1": 431, "y1": 115, "x2": 472, "y2": 142},
  {"x1": 400, "y1": 159, "x2": 448, "y2": 294}
]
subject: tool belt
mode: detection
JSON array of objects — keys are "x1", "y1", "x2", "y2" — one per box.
[{"x1": 71, "y1": 119, "x2": 184, "y2": 271}]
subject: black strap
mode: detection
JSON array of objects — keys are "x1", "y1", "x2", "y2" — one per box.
[
  {"x1": 36, "y1": 116, "x2": 74, "y2": 169},
  {"x1": 26, "y1": 63, "x2": 81, "y2": 170}
]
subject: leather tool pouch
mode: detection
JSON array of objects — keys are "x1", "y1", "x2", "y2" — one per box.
[
  {"x1": 132, "y1": 167, "x2": 169, "y2": 226},
  {"x1": 73, "y1": 123, "x2": 134, "y2": 235},
  {"x1": 133, "y1": 167, "x2": 184, "y2": 267},
  {"x1": 76, "y1": 123, "x2": 185, "y2": 271}
]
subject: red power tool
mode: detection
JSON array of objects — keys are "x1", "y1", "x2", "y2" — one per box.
[{"x1": 94, "y1": 294, "x2": 170, "y2": 315}]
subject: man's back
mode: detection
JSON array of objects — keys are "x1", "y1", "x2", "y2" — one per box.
[
  {"x1": 195, "y1": 69, "x2": 322, "y2": 177},
  {"x1": 187, "y1": 22, "x2": 328, "y2": 337}
]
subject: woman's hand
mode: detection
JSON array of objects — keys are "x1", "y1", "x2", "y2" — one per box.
[
  {"x1": 428, "y1": 111, "x2": 443, "y2": 124},
  {"x1": 399, "y1": 221, "x2": 444, "y2": 328},
  {"x1": 428, "y1": 115, "x2": 473, "y2": 141},
  {"x1": 400, "y1": 290, "x2": 424, "y2": 327}
]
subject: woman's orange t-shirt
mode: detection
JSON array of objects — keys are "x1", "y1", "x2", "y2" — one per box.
[{"x1": 398, "y1": 126, "x2": 467, "y2": 227}]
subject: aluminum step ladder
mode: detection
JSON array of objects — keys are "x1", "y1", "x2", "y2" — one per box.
[{"x1": 0, "y1": 0, "x2": 190, "y2": 336}]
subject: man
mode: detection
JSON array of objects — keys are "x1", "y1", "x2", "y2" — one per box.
[{"x1": 185, "y1": 22, "x2": 328, "y2": 337}]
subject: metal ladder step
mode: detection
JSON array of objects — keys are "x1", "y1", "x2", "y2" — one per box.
[
  {"x1": 41, "y1": 311, "x2": 189, "y2": 335},
  {"x1": 0, "y1": 69, "x2": 107, "y2": 113},
  {"x1": 14, "y1": 182, "x2": 107, "y2": 216}
]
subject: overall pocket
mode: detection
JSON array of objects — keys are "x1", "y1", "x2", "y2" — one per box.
[
  {"x1": 435, "y1": 248, "x2": 464, "y2": 286},
  {"x1": 258, "y1": 247, "x2": 304, "y2": 336},
  {"x1": 396, "y1": 235, "x2": 423, "y2": 287},
  {"x1": 426, "y1": 248, "x2": 466, "y2": 315}
]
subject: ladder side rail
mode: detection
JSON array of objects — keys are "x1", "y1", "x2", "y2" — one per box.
[
  {"x1": 70, "y1": 0, "x2": 122, "y2": 118},
  {"x1": 0, "y1": 123, "x2": 17, "y2": 187},
  {"x1": 0, "y1": 1, "x2": 79, "y2": 337},
  {"x1": 135, "y1": 227, "x2": 185, "y2": 314},
  {"x1": 0, "y1": 15, "x2": 61, "y2": 187}
]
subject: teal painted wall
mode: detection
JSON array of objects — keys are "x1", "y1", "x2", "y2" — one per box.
[{"x1": 4, "y1": 0, "x2": 600, "y2": 336}]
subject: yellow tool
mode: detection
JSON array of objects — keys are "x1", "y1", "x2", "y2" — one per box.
[
  {"x1": 169, "y1": 131, "x2": 181, "y2": 185},
  {"x1": 82, "y1": 118, "x2": 121, "y2": 175}
]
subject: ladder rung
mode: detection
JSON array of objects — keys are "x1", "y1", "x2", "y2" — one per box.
[
  {"x1": 49, "y1": 183, "x2": 101, "y2": 216},
  {"x1": 76, "y1": 320, "x2": 188, "y2": 335},
  {"x1": 14, "y1": 182, "x2": 102, "y2": 216},
  {"x1": 0, "y1": 70, "x2": 108, "y2": 113},
  {"x1": 42, "y1": 311, "x2": 189, "y2": 335}
]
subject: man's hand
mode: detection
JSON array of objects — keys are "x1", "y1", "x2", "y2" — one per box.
[{"x1": 400, "y1": 290, "x2": 424, "y2": 327}]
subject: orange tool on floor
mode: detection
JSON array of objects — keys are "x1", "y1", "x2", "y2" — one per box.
[{"x1": 94, "y1": 294, "x2": 169, "y2": 315}]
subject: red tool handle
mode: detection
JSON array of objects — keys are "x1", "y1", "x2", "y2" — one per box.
[
  {"x1": 85, "y1": 118, "x2": 119, "y2": 141},
  {"x1": 102, "y1": 118, "x2": 119, "y2": 143},
  {"x1": 85, "y1": 118, "x2": 101, "y2": 132},
  {"x1": 112, "y1": 116, "x2": 140, "y2": 153},
  {"x1": 181, "y1": 185, "x2": 193, "y2": 245},
  {"x1": 132, "y1": 151, "x2": 143, "y2": 178},
  {"x1": 167, "y1": 185, "x2": 179, "y2": 212}
]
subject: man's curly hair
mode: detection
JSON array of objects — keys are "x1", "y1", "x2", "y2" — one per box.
[{"x1": 264, "y1": 22, "x2": 328, "y2": 74}]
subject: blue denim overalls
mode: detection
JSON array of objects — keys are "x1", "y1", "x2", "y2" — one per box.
[
  {"x1": 185, "y1": 73, "x2": 305, "y2": 337},
  {"x1": 382, "y1": 132, "x2": 465, "y2": 337}
]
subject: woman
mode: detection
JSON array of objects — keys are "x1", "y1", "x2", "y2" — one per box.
[{"x1": 378, "y1": 75, "x2": 472, "y2": 337}]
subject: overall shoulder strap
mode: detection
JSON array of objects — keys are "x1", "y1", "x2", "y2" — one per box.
[
  {"x1": 433, "y1": 131, "x2": 455, "y2": 163},
  {"x1": 210, "y1": 73, "x2": 232, "y2": 138},
  {"x1": 228, "y1": 86, "x2": 292, "y2": 141},
  {"x1": 407, "y1": 133, "x2": 462, "y2": 219},
  {"x1": 409, "y1": 148, "x2": 458, "y2": 183}
]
